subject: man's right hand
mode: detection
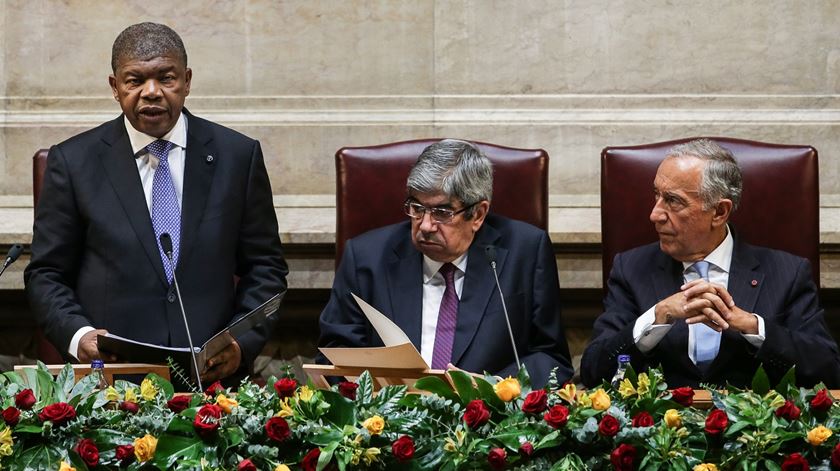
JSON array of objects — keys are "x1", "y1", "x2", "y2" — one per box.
[{"x1": 77, "y1": 329, "x2": 117, "y2": 363}]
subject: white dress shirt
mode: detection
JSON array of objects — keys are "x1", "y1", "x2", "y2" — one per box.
[
  {"x1": 68, "y1": 114, "x2": 189, "y2": 360},
  {"x1": 419, "y1": 254, "x2": 467, "y2": 366},
  {"x1": 632, "y1": 226, "x2": 766, "y2": 362}
]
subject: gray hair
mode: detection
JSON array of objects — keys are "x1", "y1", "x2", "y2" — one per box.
[
  {"x1": 111, "y1": 22, "x2": 188, "y2": 72},
  {"x1": 666, "y1": 138, "x2": 743, "y2": 211},
  {"x1": 406, "y1": 139, "x2": 493, "y2": 219}
]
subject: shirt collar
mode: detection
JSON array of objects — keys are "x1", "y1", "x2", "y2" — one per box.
[
  {"x1": 125, "y1": 112, "x2": 188, "y2": 157},
  {"x1": 423, "y1": 253, "x2": 468, "y2": 283},
  {"x1": 682, "y1": 224, "x2": 734, "y2": 273}
]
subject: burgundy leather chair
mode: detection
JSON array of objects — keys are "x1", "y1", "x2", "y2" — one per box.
[
  {"x1": 601, "y1": 137, "x2": 819, "y2": 290},
  {"x1": 335, "y1": 138, "x2": 548, "y2": 264},
  {"x1": 32, "y1": 148, "x2": 65, "y2": 364}
]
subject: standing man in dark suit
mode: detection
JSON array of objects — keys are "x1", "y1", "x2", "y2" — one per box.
[
  {"x1": 25, "y1": 22, "x2": 288, "y2": 384},
  {"x1": 581, "y1": 139, "x2": 840, "y2": 388},
  {"x1": 318, "y1": 140, "x2": 573, "y2": 387}
]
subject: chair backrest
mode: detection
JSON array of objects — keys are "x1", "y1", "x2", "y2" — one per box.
[
  {"x1": 335, "y1": 138, "x2": 548, "y2": 263},
  {"x1": 32, "y1": 148, "x2": 64, "y2": 364},
  {"x1": 601, "y1": 137, "x2": 819, "y2": 289}
]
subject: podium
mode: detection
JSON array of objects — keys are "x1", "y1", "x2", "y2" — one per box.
[
  {"x1": 14, "y1": 363, "x2": 171, "y2": 384},
  {"x1": 303, "y1": 363, "x2": 450, "y2": 391}
]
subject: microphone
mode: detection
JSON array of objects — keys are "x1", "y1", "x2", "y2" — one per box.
[
  {"x1": 0, "y1": 244, "x2": 24, "y2": 279},
  {"x1": 484, "y1": 245, "x2": 521, "y2": 371},
  {"x1": 159, "y1": 233, "x2": 203, "y2": 391}
]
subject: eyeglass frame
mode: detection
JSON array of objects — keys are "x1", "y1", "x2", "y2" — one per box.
[{"x1": 403, "y1": 199, "x2": 477, "y2": 224}]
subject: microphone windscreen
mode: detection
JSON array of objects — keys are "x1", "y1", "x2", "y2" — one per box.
[
  {"x1": 159, "y1": 233, "x2": 173, "y2": 254},
  {"x1": 7, "y1": 244, "x2": 23, "y2": 263},
  {"x1": 484, "y1": 245, "x2": 497, "y2": 263}
]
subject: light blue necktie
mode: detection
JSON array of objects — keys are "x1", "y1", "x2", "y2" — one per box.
[
  {"x1": 692, "y1": 260, "x2": 721, "y2": 369},
  {"x1": 148, "y1": 140, "x2": 180, "y2": 283}
]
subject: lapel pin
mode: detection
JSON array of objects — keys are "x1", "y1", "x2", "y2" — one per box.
[
  {"x1": 206, "y1": 155, "x2": 214, "y2": 164},
  {"x1": 751, "y1": 279, "x2": 758, "y2": 287}
]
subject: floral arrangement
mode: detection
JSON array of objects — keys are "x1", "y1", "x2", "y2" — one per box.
[{"x1": 0, "y1": 362, "x2": 838, "y2": 470}]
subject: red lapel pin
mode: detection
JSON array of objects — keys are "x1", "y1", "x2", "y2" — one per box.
[{"x1": 751, "y1": 279, "x2": 758, "y2": 287}]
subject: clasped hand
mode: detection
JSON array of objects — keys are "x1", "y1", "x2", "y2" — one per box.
[{"x1": 654, "y1": 279, "x2": 758, "y2": 334}]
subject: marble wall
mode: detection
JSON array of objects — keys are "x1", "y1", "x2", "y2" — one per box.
[{"x1": 2, "y1": 0, "x2": 840, "y2": 205}]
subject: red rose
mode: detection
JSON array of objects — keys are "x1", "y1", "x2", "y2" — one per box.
[
  {"x1": 775, "y1": 400, "x2": 801, "y2": 420},
  {"x1": 392, "y1": 435, "x2": 415, "y2": 462},
  {"x1": 831, "y1": 443, "x2": 840, "y2": 468},
  {"x1": 338, "y1": 381, "x2": 359, "y2": 400},
  {"x1": 167, "y1": 395, "x2": 192, "y2": 413},
  {"x1": 631, "y1": 411, "x2": 654, "y2": 427},
  {"x1": 2, "y1": 407, "x2": 20, "y2": 427},
  {"x1": 519, "y1": 442, "x2": 534, "y2": 457},
  {"x1": 544, "y1": 404, "x2": 569, "y2": 428},
  {"x1": 76, "y1": 438, "x2": 99, "y2": 467},
  {"x1": 463, "y1": 399, "x2": 490, "y2": 429},
  {"x1": 115, "y1": 444, "x2": 135, "y2": 463},
  {"x1": 265, "y1": 416, "x2": 291, "y2": 443},
  {"x1": 193, "y1": 404, "x2": 223, "y2": 438},
  {"x1": 205, "y1": 381, "x2": 224, "y2": 396},
  {"x1": 521, "y1": 390, "x2": 548, "y2": 414},
  {"x1": 120, "y1": 401, "x2": 139, "y2": 414},
  {"x1": 274, "y1": 377, "x2": 298, "y2": 399},
  {"x1": 38, "y1": 402, "x2": 76, "y2": 426},
  {"x1": 237, "y1": 459, "x2": 257, "y2": 471},
  {"x1": 811, "y1": 389, "x2": 833, "y2": 413},
  {"x1": 781, "y1": 452, "x2": 810, "y2": 471},
  {"x1": 15, "y1": 389, "x2": 36, "y2": 410},
  {"x1": 301, "y1": 448, "x2": 321, "y2": 471},
  {"x1": 705, "y1": 409, "x2": 729, "y2": 436},
  {"x1": 671, "y1": 387, "x2": 694, "y2": 407},
  {"x1": 610, "y1": 443, "x2": 636, "y2": 471},
  {"x1": 488, "y1": 448, "x2": 507, "y2": 470},
  {"x1": 599, "y1": 414, "x2": 620, "y2": 437}
]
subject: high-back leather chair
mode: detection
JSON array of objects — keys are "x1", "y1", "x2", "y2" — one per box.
[
  {"x1": 335, "y1": 138, "x2": 548, "y2": 263},
  {"x1": 601, "y1": 137, "x2": 819, "y2": 290},
  {"x1": 32, "y1": 148, "x2": 65, "y2": 364}
]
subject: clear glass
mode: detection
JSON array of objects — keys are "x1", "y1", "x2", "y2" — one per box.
[
  {"x1": 610, "y1": 354, "x2": 631, "y2": 389},
  {"x1": 90, "y1": 359, "x2": 109, "y2": 390}
]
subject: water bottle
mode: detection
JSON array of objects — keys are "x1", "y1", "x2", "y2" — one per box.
[
  {"x1": 91, "y1": 359, "x2": 109, "y2": 390},
  {"x1": 610, "y1": 354, "x2": 631, "y2": 389}
]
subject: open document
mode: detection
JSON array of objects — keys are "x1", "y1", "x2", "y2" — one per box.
[{"x1": 97, "y1": 293, "x2": 283, "y2": 378}]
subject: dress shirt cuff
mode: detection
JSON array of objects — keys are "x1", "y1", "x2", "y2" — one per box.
[
  {"x1": 633, "y1": 306, "x2": 674, "y2": 353},
  {"x1": 69, "y1": 326, "x2": 96, "y2": 361},
  {"x1": 740, "y1": 312, "x2": 766, "y2": 348}
]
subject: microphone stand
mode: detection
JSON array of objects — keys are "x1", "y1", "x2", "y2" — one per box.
[{"x1": 484, "y1": 246, "x2": 521, "y2": 370}]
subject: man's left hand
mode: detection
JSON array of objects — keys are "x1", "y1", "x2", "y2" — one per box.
[
  {"x1": 202, "y1": 340, "x2": 242, "y2": 383},
  {"x1": 682, "y1": 280, "x2": 758, "y2": 334}
]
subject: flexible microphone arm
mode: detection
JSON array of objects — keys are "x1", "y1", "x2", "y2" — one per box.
[
  {"x1": 484, "y1": 245, "x2": 521, "y2": 370},
  {"x1": 0, "y1": 244, "x2": 23, "y2": 279},
  {"x1": 159, "y1": 233, "x2": 203, "y2": 392}
]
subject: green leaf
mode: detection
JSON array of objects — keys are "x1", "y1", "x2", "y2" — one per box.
[
  {"x1": 774, "y1": 367, "x2": 796, "y2": 396},
  {"x1": 55, "y1": 364, "x2": 76, "y2": 401},
  {"x1": 151, "y1": 434, "x2": 207, "y2": 469},
  {"x1": 474, "y1": 376, "x2": 505, "y2": 410},
  {"x1": 320, "y1": 389, "x2": 356, "y2": 427},
  {"x1": 10, "y1": 444, "x2": 62, "y2": 471},
  {"x1": 750, "y1": 365, "x2": 770, "y2": 396},
  {"x1": 356, "y1": 371, "x2": 374, "y2": 404},
  {"x1": 414, "y1": 376, "x2": 458, "y2": 402},
  {"x1": 146, "y1": 372, "x2": 175, "y2": 399},
  {"x1": 448, "y1": 371, "x2": 478, "y2": 404},
  {"x1": 764, "y1": 459, "x2": 782, "y2": 471}
]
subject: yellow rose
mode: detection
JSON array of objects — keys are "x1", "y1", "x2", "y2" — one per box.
[
  {"x1": 664, "y1": 409, "x2": 682, "y2": 428},
  {"x1": 494, "y1": 377, "x2": 521, "y2": 402},
  {"x1": 276, "y1": 398, "x2": 293, "y2": 418},
  {"x1": 274, "y1": 465, "x2": 291, "y2": 471},
  {"x1": 133, "y1": 434, "x2": 158, "y2": 462},
  {"x1": 215, "y1": 394, "x2": 239, "y2": 414},
  {"x1": 296, "y1": 385, "x2": 315, "y2": 403},
  {"x1": 693, "y1": 464, "x2": 719, "y2": 471},
  {"x1": 105, "y1": 386, "x2": 121, "y2": 402},
  {"x1": 618, "y1": 378, "x2": 636, "y2": 398},
  {"x1": 362, "y1": 447, "x2": 381, "y2": 465},
  {"x1": 636, "y1": 373, "x2": 650, "y2": 396},
  {"x1": 807, "y1": 425, "x2": 833, "y2": 446},
  {"x1": 589, "y1": 389, "x2": 611, "y2": 411},
  {"x1": 58, "y1": 461, "x2": 76, "y2": 471},
  {"x1": 557, "y1": 383, "x2": 577, "y2": 403},
  {"x1": 363, "y1": 415, "x2": 385, "y2": 435},
  {"x1": 140, "y1": 379, "x2": 158, "y2": 401},
  {"x1": 124, "y1": 388, "x2": 138, "y2": 403}
]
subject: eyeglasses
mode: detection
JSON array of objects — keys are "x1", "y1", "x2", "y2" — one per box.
[{"x1": 404, "y1": 200, "x2": 475, "y2": 224}]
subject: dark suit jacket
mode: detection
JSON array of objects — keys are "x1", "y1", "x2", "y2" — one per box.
[
  {"x1": 24, "y1": 110, "x2": 288, "y2": 376},
  {"x1": 580, "y1": 240, "x2": 840, "y2": 389},
  {"x1": 317, "y1": 213, "x2": 573, "y2": 387}
]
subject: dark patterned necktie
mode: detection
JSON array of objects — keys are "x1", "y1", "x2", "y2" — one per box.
[
  {"x1": 431, "y1": 263, "x2": 459, "y2": 369},
  {"x1": 148, "y1": 139, "x2": 180, "y2": 283}
]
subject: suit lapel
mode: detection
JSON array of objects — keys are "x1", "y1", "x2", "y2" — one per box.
[
  {"x1": 451, "y1": 223, "x2": 502, "y2": 366},
  {"x1": 386, "y1": 235, "x2": 424, "y2": 349},
  {"x1": 178, "y1": 111, "x2": 217, "y2": 270},
  {"x1": 97, "y1": 117, "x2": 169, "y2": 286}
]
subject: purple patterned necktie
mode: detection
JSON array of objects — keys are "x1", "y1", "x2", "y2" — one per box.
[
  {"x1": 431, "y1": 263, "x2": 459, "y2": 369},
  {"x1": 148, "y1": 139, "x2": 180, "y2": 283}
]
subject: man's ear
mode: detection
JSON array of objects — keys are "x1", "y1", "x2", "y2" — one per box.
[
  {"x1": 108, "y1": 75, "x2": 119, "y2": 101},
  {"x1": 471, "y1": 200, "x2": 491, "y2": 232},
  {"x1": 712, "y1": 199, "x2": 733, "y2": 227}
]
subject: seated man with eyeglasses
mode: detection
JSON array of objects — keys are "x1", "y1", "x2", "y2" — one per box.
[{"x1": 317, "y1": 139, "x2": 573, "y2": 387}]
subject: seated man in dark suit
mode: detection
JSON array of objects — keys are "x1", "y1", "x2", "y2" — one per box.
[
  {"x1": 318, "y1": 139, "x2": 573, "y2": 387},
  {"x1": 581, "y1": 139, "x2": 840, "y2": 389}
]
